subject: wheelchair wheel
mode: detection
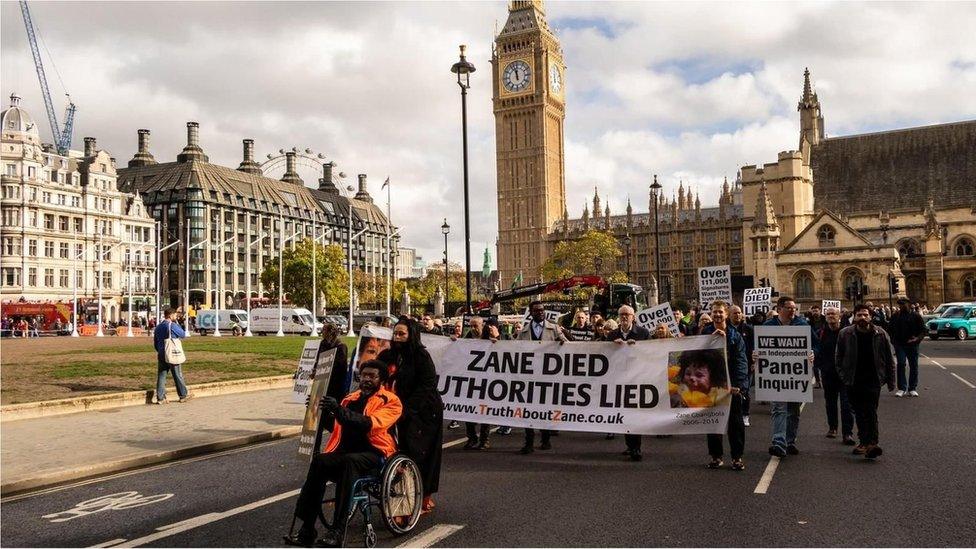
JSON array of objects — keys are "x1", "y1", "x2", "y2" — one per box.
[{"x1": 379, "y1": 454, "x2": 423, "y2": 535}]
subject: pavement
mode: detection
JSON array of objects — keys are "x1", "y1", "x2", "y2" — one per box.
[
  {"x1": 0, "y1": 340, "x2": 973, "y2": 547},
  {"x1": 0, "y1": 388, "x2": 304, "y2": 496}
]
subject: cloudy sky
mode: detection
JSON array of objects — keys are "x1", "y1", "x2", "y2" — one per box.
[{"x1": 3, "y1": 1, "x2": 974, "y2": 268}]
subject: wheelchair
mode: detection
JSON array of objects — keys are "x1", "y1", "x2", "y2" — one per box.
[{"x1": 286, "y1": 407, "x2": 424, "y2": 547}]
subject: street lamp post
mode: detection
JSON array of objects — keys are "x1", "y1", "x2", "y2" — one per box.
[
  {"x1": 623, "y1": 234, "x2": 632, "y2": 280},
  {"x1": 441, "y1": 219, "x2": 450, "y2": 314},
  {"x1": 213, "y1": 222, "x2": 235, "y2": 338},
  {"x1": 157, "y1": 225, "x2": 179, "y2": 326},
  {"x1": 451, "y1": 44, "x2": 476, "y2": 314},
  {"x1": 651, "y1": 174, "x2": 664, "y2": 303},
  {"x1": 184, "y1": 224, "x2": 207, "y2": 338},
  {"x1": 96, "y1": 235, "x2": 124, "y2": 337},
  {"x1": 277, "y1": 218, "x2": 302, "y2": 337},
  {"x1": 243, "y1": 231, "x2": 267, "y2": 337},
  {"x1": 310, "y1": 225, "x2": 332, "y2": 337},
  {"x1": 71, "y1": 234, "x2": 85, "y2": 337}
]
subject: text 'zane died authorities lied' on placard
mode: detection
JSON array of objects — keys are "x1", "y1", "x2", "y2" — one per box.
[{"x1": 753, "y1": 325, "x2": 813, "y2": 403}]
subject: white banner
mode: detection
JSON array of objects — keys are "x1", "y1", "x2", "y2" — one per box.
[
  {"x1": 292, "y1": 340, "x2": 322, "y2": 403},
  {"x1": 425, "y1": 335, "x2": 731, "y2": 435},
  {"x1": 698, "y1": 265, "x2": 732, "y2": 310},
  {"x1": 753, "y1": 326, "x2": 814, "y2": 403},
  {"x1": 743, "y1": 288, "x2": 772, "y2": 317},
  {"x1": 821, "y1": 300, "x2": 841, "y2": 312},
  {"x1": 635, "y1": 302, "x2": 680, "y2": 337}
]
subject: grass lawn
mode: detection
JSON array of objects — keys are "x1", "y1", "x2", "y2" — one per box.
[{"x1": 0, "y1": 335, "x2": 358, "y2": 405}]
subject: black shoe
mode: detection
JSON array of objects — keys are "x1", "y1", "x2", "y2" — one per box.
[
  {"x1": 768, "y1": 445, "x2": 787, "y2": 458},
  {"x1": 497, "y1": 426, "x2": 512, "y2": 435},
  {"x1": 477, "y1": 440, "x2": 490, "y2": 450},
  {"x1": 620, "y1": 449, "x2": 632, "y2": 455},
  {"x1": 628, "y1": 449, "x2": 642, "y2": 462},
  {"x1": 316, "y1": 528, "x2": 344, "y2": 548},
  {"x1": 864, "y1": 445, "x2": 883, "y2": 460},
  {"x1": 826, "y1": 429, "x2": 837, "y2": 439},
  {"x1": 706, "y1": 457, "x2": 724, "y2": 469},
  {"x1": 448, "y1": 421, "x2": 460, "y2": 429},
  {"x1": 786, "y1": 444, "x2": 800, "y2": 455},
  {"x1": 842, "y1": 435, "x2": 857, "y2": 446},
  {"x1": 283, "y1": 525, "x2": 317, "y2": 548},
  {"x1": 539, "y1": 440, "x2": 552, "y2": 450},
  {"x1": 463, "y1": 439, "x2": 479, "y2": 450},
  {"x1": 518, "y1": 445, "x2": 534, "y2": 455},
  {"x1": 605, "y1": 433, "x2": 615, "y2": 440},
  {"x1": 730, "y1": 458, "x2": 745, "y2": 471}
]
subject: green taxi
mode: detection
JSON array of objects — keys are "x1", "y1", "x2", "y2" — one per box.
[{"x1": 927, "y1": 305, "x2": 976, "y2": 340}]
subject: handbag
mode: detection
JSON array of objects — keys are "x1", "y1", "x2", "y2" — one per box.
[{"x1": 164, "y1": 321, "x2": 187, "y2": 365}]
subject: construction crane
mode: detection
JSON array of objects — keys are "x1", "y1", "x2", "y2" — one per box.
[{"x1": 19, "y1": 0, "x2": 76, "y2": 156}]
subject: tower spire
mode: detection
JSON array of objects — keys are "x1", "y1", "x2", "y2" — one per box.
[{"x1": 802, "y1": 67, "x2": 813, "y2": 102}]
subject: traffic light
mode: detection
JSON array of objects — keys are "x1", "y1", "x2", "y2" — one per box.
[{"x1": 890, "y1": 277, "x2": 900, "y2": 294}]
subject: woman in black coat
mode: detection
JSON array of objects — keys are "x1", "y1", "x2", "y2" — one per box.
[
  {"x1": 378, "y1": 318, "x2": 444, "y2": 513},
  {"x1": 316, "y1": 323, "x2": 349, "y2": 400}
]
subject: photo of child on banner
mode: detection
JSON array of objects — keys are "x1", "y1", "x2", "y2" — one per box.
[
  {"x1": 347, "y1": 324, "x2": 392, "y2": 393},
  {"x1": 297, "y1": 348, "x2": 338, "y2": 459},
  {"x1": 667, "y1": 349, "x2": 730, "y2": 408}
]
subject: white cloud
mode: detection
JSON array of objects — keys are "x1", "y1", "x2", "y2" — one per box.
[{"x1": 2, "y1": 1, "x2": 974, "y2": 267}]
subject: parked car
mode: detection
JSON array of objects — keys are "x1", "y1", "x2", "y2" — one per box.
[
  {"x1": 249, "y1": 307, "x2": 320, "y2": 335},
  {"x1": 922, "y1": 302, "x2": 969, "y2": 324},
  {"x1": 196, "y1": 309, "x2": 248, "y2": 336},
  {"x1": 926, "y1": 305, "x2": 976, "y2": 340},
  {"x1": 325, "y1": 315, "x2": 349, "y2": 333}
]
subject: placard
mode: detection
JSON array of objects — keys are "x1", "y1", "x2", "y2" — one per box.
[
  {"x1": 698, "y1": 265, "x2": 732, "y2": 311},
  {"x1": 753, "y1": 325, "x2": 814, "y2": 403},
  {"x1": 635, "y1": 302, "x2": 681, "y2": 337},
  {"x1": 743, "y1": 288, "x2": 772, "y2": 317},
  {"x1": 298, "y1": 348, "x2": 338, "y2": 459},
  {"x1": 521, "y1": 307, "x2": 561, "y2": 325},
  {"x1": 292, "y1": 340, "x2": 322, "y2": 403},
  {"x1": 821, "y1": 300, "x2": 841, "y2": 312}
]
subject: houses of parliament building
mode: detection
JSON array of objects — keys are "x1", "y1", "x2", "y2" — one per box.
[{"x1": 493, "y1": 0, "x2": 976, "y2": 306}]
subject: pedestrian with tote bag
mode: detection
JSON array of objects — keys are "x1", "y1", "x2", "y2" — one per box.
[{"x1": 153, "y1": 307, "x2": 190, "y2": 404}]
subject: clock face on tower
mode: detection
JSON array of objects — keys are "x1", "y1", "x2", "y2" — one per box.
[
  {"x1": 549, "y1": 64, "x2": 562, "y2": 94},
  {"x1": 502, "y1": 60, "x2": 532, "y2": 93}
]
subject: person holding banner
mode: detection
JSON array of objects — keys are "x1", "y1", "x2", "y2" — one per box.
[
  {"x1": 816, "y1": 306, "x2": 856, "y2": 444},
  {"x1": 700, "y1": 301, "x2": 748, "y2": 471},
  {"x1": 460, "y1": 316, "x2": 495, "y2": 449},
  {"x1": 516, "y1": 301, "x2": 568, "y2": 455},
  {"x1": 836, "y1": 304, "x2": 895, "y2": 460},
  {"x1": 287, "y1": 360, "x2": 401, "y2": 548},
  {"x1": 762, "y1": 296, "x2": 818, "y2": 458},
  {"x1": 729, "y1": 306, "x2": 754, "y2": 427},
  {"x1": 316, "y1": 324, "x2": 349, "y2": 400},
  {"x1": 608, "y1": 305, "x2": 651, "y2": 462},
  {"x1": 380, "y1": 319, "x2": 444, "y2": 512}
]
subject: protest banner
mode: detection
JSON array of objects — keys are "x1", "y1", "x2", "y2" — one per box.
[
  {"x1": 424, "y1": 334, "x2": 730, "y2": 435},
  {"x1": 635, "y1": 302, "x2": 680, "y2": 337},
  {"x1": 698, "y1": 265, "x2": 732, "y2": 311},
  {"x1": 567, "y1": 326, "x2": 594, "y2": 341},
  {"x1": 753, "y1": 325, "x2": 814, "y2": 403},
  {"x1": 743, "y1": 288, "x2": 772, "y2": 317},
  {"x1": 297, "y1": 348, "x2": 338, "y2": 459},
  {"x1": 822, "y1": 299, "x2": 841, "y2": 312},
  {"x1": 292, "y1": 340, "x2": 322, "y2": 403}
]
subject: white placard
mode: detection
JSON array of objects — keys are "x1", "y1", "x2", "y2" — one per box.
[
  {"x1": 753, "y1": 325, "x2": 814, "y2": 403},
  {"x1": 292, "y1": 340, "x2": 322, "y2": 403},
  {"x1": 698, "y1": 265, "x2": 732, "y2": 311},
  {"x1": 743, "y1": 288, "x2": 772, "y2": 317},
  {"x1": 522, "y1": 307, "x2": 561, "y2": 325},
  {"x1": 821, "y1": 300, "x2": 841, "y2": 312},
  {"x1": 635, "y1": 302, "x2": 681, "y2": 337}
]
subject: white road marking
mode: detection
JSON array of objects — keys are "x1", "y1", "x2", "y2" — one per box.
[
  {"x1": 397, "y1": 524, "x2": 465, "y2": 548},
  {"x1": 88, "y1": 539, "x2": 127, "y2": 548},
  {"x1": 920, "y1": 353, "x2": 947, "y2": 370},
  {"x1": 753, "y1": 457, "x2": 780, "y2": 495},
  {"x1": 88, "y1": 434, "x2": 473, "y2": 547},
  {"x1": 753, "y1": 402, "x2": 805, "y2": 495},
  {"x1": 951, "y1": 373, "x2": 976, "y2": 389},
  {"x1": 44, "y1": 491, "x2": 174, "y2": 523},
  {"x1": 119, "y1": 489, "x2": 301, "y2": 547}
]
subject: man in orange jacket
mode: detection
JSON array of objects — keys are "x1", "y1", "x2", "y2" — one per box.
[{"x1": 288, "y1": 359, "x2": 402, "y2": 548}]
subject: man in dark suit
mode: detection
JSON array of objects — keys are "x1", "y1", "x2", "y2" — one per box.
[{"x1": 606, "y1": 305, "x2": 651, "y2": 461}]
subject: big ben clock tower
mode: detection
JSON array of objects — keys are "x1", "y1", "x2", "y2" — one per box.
[{"x1": 493, "y1": 0, "x2": 566, "y2": 287}]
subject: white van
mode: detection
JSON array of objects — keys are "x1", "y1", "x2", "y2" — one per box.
[
  {"x1": 196, "y1": 309, "x2": 249, "y2": 335},
  {"x1": 248, "y1": 307, "x2": 320, "y2": 335}
]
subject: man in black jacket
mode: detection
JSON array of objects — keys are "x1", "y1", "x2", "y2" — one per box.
[
  {"x1": 887, "y1": 298, "x2": 926, "y2": 397},
  {"x1": 729, "y1": 306, "x2": 754, "y2": 427},
  {"x1": 607, "y1": 305, "x2": 651, "y2": 461},
  {"x1": 817, "y1": 306, "x2": 855, "y2": 444}
]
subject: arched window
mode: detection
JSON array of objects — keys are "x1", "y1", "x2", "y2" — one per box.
[
  {"x1": 843, "y1": 268, "x2": 865, "y2": 295},
  {"x1": 897, "y1": 239, "x2": 920, "y2": 259},
  {"x1": 964, "y1": 274, "x2": 976, "y2": 299},
  {"x1": 954, "y1": 237, "x2": 975, "y2": 257},
  {"x1": 794, "y1": 270, "x2": 815, "y2": 299},
  {"x1": 817, "y1": 225, "x2": 836, "y2": 247}
]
